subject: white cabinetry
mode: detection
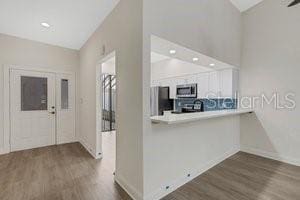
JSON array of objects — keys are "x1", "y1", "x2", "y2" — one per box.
[
  {"x1": 197, "y1": 73, "x2": 209, "y2": 98},
  {"x1": 207, "y1": 69, "x2": 239, "y2": 98},
  {"x1": 169, "y1": 79, "x2": 179, "y2": 99},
  {"x1": 220, "y1": 69, "x2": 232, "y2": 97},
  {"x1": 208, "y1": 71, "x2": 220, "y2": 97},
  {"x1": 232, "y1": 69, "x2": 239, "y2": 97},
  {"x1": 151, "y1": 80, "x2": 159, "y2": 87},
  {"x1": 219, "y1": 69, "x2": 239, "y2": 98},
  {"x1": 151, "y1": 69, "x2": 239, "y2": 99}
]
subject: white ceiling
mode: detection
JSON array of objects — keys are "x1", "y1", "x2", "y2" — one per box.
[
  {"x1": 0, "y1": 0, "x2": 263, "y2": 50},
  {"x1": 0, "y1": 0, "x2": 119, "y2": 50},
  {"x1": 151, "y1": 35, "x2": 237, "y2": 71},
  {"x1": 230, "y1": 0, "x2": 264, "y2": 12},
  {"x1": 151, "y1": 52, "x2": 170, "y2": 63}
]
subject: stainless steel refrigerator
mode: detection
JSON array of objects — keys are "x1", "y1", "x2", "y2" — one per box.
[{"x1": 150, "y1": 87, "x2": 174, "y2": 116}]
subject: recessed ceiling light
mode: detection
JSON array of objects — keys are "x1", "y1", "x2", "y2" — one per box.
[
  {"x1": 41, "y1": 22, "x2": 51, "y2": 28},
  {"x1": 192, "y1": 57, "x2": 199, "y2": 62},
  {"x1": 209, "y1": 63, "x2": 215, "y2": 67},
  {"x1": 169, "y1": 50, "x2": 176, "y2": 55}
]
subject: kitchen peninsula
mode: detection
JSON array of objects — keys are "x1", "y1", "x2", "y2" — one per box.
[
  {"x1": 145, "y1": 36, "x2": 256, "y2": 200},
  {"x1": 151, "y1": 108, "x2": 254, "y2": 124}
]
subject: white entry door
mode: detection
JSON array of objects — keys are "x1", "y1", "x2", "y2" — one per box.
[
  {"x1": 56, "y1": 73, "x2": 76, "y2": 144},
  {"x1": 10, "y1": 69, "x2": 56, "y2": 151},
  {"x1": 10, "y1": 69, "x2": 76, "y2": 152}
]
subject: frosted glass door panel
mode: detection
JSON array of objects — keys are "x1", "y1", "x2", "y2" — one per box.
[
  {"x1": 21, "y1": 76, "x2": 48, "y2": 111},
  {"x1": 61, "y1": 79, "x2": 69, "y2": 109}
]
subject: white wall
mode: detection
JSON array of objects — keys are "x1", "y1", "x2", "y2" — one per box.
[
  {"x1": 240, "y1": 0, "x2": 300, "y2": 165},
  {"x1": 143, "y1": 0, "x2": 242, "y2": 198},
  {"x1": 151, "y1": 59, "x2": 212, "y2": 81},
  {"x1": 144, "y1": 117, "x2": 240, "y2": 199},
  {"x1": 79, "y1": 0, "x2": 144, "y2": 198},
  {"x1": 0, "y1": 33, "x2": 79, "y2": 154},
  {"x1": 144, "y1": 0, "x2": 241, "y2": 67}
]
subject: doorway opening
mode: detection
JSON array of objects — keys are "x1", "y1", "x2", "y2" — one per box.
[
  {"x1": 96, "y1": 52, "x2": 117, "y2": 169},
  {"x1": 102, "y1": 73, "x2": 116, "y2": 132},
  {"x1": 101, "y1": 53, "x2": 116, "y2": 169}
]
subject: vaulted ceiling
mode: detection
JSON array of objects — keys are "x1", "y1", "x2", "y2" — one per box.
[
  {"x1": 0, "y1": 0, "x2": 263, "y2": 50},
  {"x1": 230, "y1": 0, "x2": 264, "y2": 12}
]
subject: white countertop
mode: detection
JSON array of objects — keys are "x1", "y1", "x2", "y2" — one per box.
[{"x1": 151, "y1": 109, "x2": 254, "y2": 125}]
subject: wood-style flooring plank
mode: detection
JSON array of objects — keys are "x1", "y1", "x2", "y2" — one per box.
[
  {"x1": 0, "y1": 132, "x2": 130, "y2": 200},
  {"x1": 1, "y1": 132, "x2": 299, "y2": 200},
  {"x1": 163, "y1": 152, "x2": 300, "y2": 200}
]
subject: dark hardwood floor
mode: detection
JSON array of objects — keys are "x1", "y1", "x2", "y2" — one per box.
[{"x1": 1, "y1": 132, "x2": 299, "y2": 200}]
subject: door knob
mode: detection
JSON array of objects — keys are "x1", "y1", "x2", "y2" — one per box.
[{"x1": 49, "y1": 111, "x2": 55, "y2": 114}]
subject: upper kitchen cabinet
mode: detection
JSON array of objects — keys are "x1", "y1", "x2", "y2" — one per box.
[
  {"x1": 208, "y1": 71, "x2": 221, "y2": 97},
  {"x1": 151, "y1": 79, "x2": 159, "y2": 87},
  {"x1": 197, "y1": 73, "x2": 209, "y2": 98},
  {"x1": 168, "y1": 78, "x2": 178, "y2": 99},
  {"x1": 150, "y1": 68, "x2": 239, "y2": 99},
  {"x1": 207, "y1": 69, "x2": 239, "y2": 98},
  {"x1": 219, "y1": 69, "x2": 239, "y2": 98}
]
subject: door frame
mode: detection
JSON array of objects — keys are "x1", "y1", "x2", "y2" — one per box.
[
  {"x1": 3, "y1": 65, "x2": 76, "y2": 154},
  {"x1": 96, "y1": 51, "x2": 116, "y2": 159}
]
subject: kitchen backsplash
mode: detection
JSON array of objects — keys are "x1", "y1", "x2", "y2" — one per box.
[{"x1": 175, "y1": 98, "x2": 237, "y2": 112}]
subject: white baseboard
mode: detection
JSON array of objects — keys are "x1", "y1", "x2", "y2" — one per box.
[
  {"x1": 57, "y1": 138, "x2": 78, "y2": 145},
  {"x1": 0, "y1": 147, "x2": 9, "y2": 155},
  {"x1": 144, "y1": 146, "x2": 240, "y2": 200},
  {"x1": 79, "y1": 140, "x2": 102, "y2": 159},
  {"x1": 115, "y1": 174, "x2": 143, "y2": 200},
  {"x1": 0, "y1": 148, "x2": 5, "y2": 155},
  {"x1": 241, "y1": 146, "x2": 300, "y2": 167}
]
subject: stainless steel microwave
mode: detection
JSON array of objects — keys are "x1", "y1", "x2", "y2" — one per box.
[{"x1": 176, "y1": 84, "x2": 197, "y2": 98}]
